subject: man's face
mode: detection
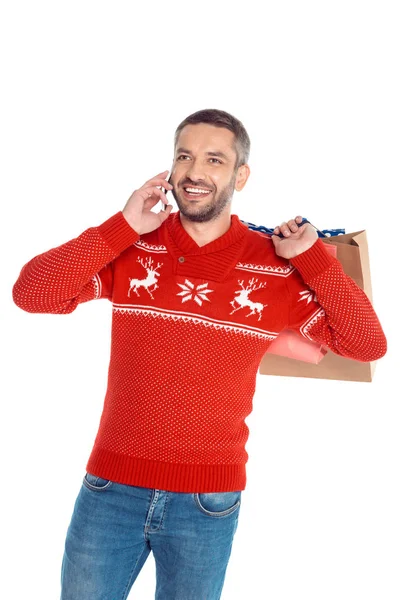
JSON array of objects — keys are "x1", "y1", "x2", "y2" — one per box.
[{"x1": 170, "y1": 123, "x2": 240, "y2": 223}]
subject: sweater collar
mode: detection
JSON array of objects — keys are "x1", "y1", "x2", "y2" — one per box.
[{"x1": 165, "y1": 210, "x2": 248, "y2": 256}]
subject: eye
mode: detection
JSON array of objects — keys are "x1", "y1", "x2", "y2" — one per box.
[{"x1": 177, "y1": 155, "x2": 222, "y2": 164}]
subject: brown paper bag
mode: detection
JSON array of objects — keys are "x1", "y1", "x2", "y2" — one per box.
[
  {"x1": 265, "y1": 243, "x2": 338, "y2": 364},
  {"x1": 258, "y1": 229, "x2": 377, "y2": 382}
]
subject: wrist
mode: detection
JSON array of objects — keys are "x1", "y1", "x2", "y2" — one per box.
[{"x1": 122, "y1": 210, "x2": 141, "y2": 235}]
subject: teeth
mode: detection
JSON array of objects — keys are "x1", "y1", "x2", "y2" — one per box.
[{"x1": 185, "y1": 187, "x2": 211, "y2": 194}]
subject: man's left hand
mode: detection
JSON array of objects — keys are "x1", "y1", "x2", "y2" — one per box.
[{"x1": 271, "y1": 215, "x2": 319, "y2": 259}]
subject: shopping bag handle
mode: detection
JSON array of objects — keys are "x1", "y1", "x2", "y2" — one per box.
[{"x1": 276, "y1": 217, "x2": 328, "y2": 238}]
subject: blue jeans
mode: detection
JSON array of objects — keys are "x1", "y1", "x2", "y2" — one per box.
[{"x1": 60, "y1": 472, "x2": 242, "y2": 599}]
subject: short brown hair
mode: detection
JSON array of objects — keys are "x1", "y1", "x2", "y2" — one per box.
[{"x1": 174, "y1": 108, "x2": 250, "y2": 172}]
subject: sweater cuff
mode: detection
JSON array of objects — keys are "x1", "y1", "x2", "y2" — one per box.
[
  {"x1": 96, "y1": 211, "x2": 140, "y2": 254},
  {"x1": 289, "y1": 237, "x2": 337, "y2": 280}
]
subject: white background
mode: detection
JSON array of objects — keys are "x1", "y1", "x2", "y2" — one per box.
[{"x1": 1, "y1": 1, "x2": 399, "y2": 598}]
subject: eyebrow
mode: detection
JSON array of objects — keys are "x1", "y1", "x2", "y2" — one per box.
[{"x1": 176, "y1": 147, "x2": 231, "y2": 161}]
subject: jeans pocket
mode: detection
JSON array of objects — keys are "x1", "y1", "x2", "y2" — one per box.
[
  {"x1": 193, "y1": 491, "x2": 241, "y2": 517},
  {"x1": 82, "y1": 471, "x2": 113, "y2": 491}
]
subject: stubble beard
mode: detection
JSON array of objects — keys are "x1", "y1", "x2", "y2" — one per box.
[{"x1": 171, "y1": 173, "x2": 237, "y2": 223}]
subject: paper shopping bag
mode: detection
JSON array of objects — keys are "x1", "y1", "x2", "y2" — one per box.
[
  {"x1": 265, "y1": 330, "x2": 329, "y2": 363},
  {"x1": 265, "y1": 243, "x2": 338, "y2": 363},
  {"x1": 259, "y1": 229, "x2": 377, "y2": 382}
]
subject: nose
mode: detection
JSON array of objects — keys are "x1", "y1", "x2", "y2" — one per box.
[{"x1": 184, "y1": 158, "x2": 207, "y2": 183}]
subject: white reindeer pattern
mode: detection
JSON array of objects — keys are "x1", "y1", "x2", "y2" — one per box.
[
  {"x1": 128, "y1": 256, "x2": 163, "y2": 300},
  {"x1": 229, "y1": 278, "x2": 268, "y2": 321}
]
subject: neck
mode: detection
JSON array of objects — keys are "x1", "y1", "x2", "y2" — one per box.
[{"x1": 179, "y1": 211, "x2": 232, "y2": 247}]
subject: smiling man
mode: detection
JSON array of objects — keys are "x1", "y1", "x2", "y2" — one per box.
[
  {"x1": 12, "y1": 108, "x2": 387, "y2": 600},
  {"x1": 170, "y1": 119, "x2": 250, "y2": 246}
]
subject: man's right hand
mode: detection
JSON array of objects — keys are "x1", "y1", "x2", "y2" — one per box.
[{"x1": 122, "y1": 170, "x2": 174, "y2": 235}]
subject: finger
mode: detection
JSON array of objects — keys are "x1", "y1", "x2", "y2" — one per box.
[
  {"x1": 144, "y1": 171, "x2": 171, "y2": 186},
  {"x1": 158, "y1": 203, "x2": 173, "y2": 220},
  {"x1": 289, "y1": 215, "x2": 303, "y2": 230},
  {"x1": 144, "y1": 170, "x2": 168, "y2": 184},
  {"x1": 280, "y1": 220, "x2": 301, "y2": 235},
  {"x1": 275, "y1": 216, "x2": 303, "y2": 236},
  {"x1": 142, "y1": 185, "x2": 169, "y2": 205},
  {"x1": 142, "y1": 178, "x2": 173, "y2": 190},
  {"x1": 288, "y1": 219, "x2": 299, "y2": 232},
  {"x1": 279, "y1": 221, "x2": 291, "y2": 236},
  {"x1": 141, "y1": 185, "x2": 167, "y2": 197}
]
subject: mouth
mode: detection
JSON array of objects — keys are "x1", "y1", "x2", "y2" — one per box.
[{"x1": 182, "y1": 186, "x2": 213, "y2": 200}]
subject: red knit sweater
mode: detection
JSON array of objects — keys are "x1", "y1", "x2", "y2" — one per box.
[{"x1": 12, "y1": 210, "x2": 387, "y2": 493}]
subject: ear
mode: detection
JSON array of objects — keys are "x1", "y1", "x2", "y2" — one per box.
[{"x1": 235, "y1": 164, "x2": 250, "y2": 192}]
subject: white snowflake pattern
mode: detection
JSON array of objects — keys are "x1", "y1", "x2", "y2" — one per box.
[
  {"x1": 298, "y1": 289, "x2": 317, "y2": 304},
  {"x1": 176, "y1": 279, "x2": 214, "y2": 306}
]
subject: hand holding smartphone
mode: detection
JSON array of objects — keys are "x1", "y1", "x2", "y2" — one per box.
[{"x1": 160, "y1": 173, "x2": 173, "y2": 211}]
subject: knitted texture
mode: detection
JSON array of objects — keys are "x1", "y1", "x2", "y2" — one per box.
[{"x1": 12, "y1": 210, "x2": 387, "y2": 492}]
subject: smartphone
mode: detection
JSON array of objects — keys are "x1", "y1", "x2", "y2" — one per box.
[{"x1": 160, "y1": 173, "x2": 173, "y2": 211}]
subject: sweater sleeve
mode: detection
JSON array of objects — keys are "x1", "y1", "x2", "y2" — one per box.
[
  {"x1": 284, "y1": 237, "x2": 387, "y2": 362},
  {"x1": 12, "y1": 211, "x2": 140, "y2": 314}
]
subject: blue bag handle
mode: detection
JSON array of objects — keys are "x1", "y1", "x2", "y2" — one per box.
[{"x1": 240, "y1": 217, "x2": 345, "y2": 238}]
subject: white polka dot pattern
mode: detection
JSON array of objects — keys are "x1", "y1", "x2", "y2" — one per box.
[
  {"x1": 93, "y1": 310, "x2": 267, "y2": 464},
  {"x1": 12, "y1": 211, "x2": 387, "y2": 492},
  {"x1": 287, "y1": 240, "x2": 387, "y2": 362},
  {"x1": 12, "y1": 212, "x2": 139, "y2": 313}
]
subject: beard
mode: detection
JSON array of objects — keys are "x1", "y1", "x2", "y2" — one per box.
[{"x1": 171, "y1": 172, "x2": 237, "y2": 223}]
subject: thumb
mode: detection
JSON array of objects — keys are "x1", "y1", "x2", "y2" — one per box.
[
  {"x1": 270, "y1": 234, "x2": 279, "y2": 245},
  {"x1": 158, "y1": 204, "x2": 173, "y2": 221}
]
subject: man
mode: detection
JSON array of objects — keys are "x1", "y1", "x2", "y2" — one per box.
[{"x1": 12, "y1": 108, "x2": 387, "y2": 599}]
